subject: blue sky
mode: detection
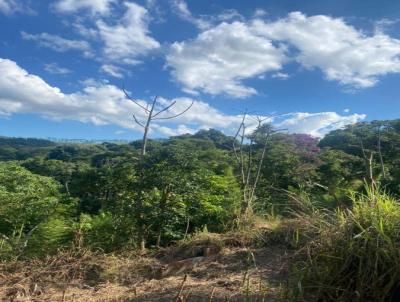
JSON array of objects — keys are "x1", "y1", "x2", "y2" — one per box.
[{"x1": 0, "y1": 0, "x2": 399, "y2": 140}]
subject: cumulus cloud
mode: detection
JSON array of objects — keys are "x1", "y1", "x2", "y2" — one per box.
[
  {"x1": 0, "y1": 58, "x2": 365, "y2": 137},
  {"x1": 25, "y1": 2, "x2": 159, "y2": 67},
  {"x1": 276, "y1": 112, "x2": 366, "y2": 137},
  {"x1": 0, "y1": 58, "x2": 241, "y2": 135},
  {"x1": 153, "y1": 124, "x2": 197, "y2": 137},
  {"x1": 0, "y1": 58, "x2": 142, "y2": 129},
  {"x1": 53, "y1": 0, "x2": 116, "y2": 15},
  {"x1": 96, "y1": 2, "x2": 160, "y2": 62},
  {"x1": 166, "y1": 21, "x2": 287, "y2": 98},
  {"x1": 253, "y1": 12, "x2": 400, "y2": 88},
  {"x1": 21, "y1": 31, "x2": 93, "y2": 57},
  {"x1": 169, "y1": 12, "x2": 400, "y2": 97}
]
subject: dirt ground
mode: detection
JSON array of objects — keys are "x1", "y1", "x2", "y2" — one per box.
[{"x1": 0, "y1": 238, "x2": 288, "y2": 302}]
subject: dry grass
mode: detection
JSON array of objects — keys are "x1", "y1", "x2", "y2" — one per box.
[
  {"x1": 0, "y1": 227, "x2": 289, "y2": 302},
  {"x1": 286, "y1": 189, "x2": 400, "y2": 302}
]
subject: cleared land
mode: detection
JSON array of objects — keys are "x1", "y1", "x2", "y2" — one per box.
[{"x1": 0, "y1": 231, "x2": 289, "y2": 302}]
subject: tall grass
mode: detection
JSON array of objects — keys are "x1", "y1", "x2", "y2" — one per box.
[{"x1": 289, "y1": 187, "x2": 400, "y2": 302}]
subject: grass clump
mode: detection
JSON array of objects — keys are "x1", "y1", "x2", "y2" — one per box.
[{"x1": 289, "y1": 187, "x2": 400, "y2": 302}]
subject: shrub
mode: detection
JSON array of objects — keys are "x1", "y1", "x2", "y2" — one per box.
[
  {"x1": 25, "y1": 218, "x2": 74, "y2": 256},
  {"x1": 79, "y1": 212, "x2": 134, "y2": 252},
  {"x1": 289, "y1": 188, "x2": 400, "y2": 302}
]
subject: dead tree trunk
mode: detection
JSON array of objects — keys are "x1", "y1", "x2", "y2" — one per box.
[
  {"x1": 377, "y1": 125, "x2": 386, "y2": 179},
  {"x1": 123, "y1": 88, "x2": 193, "y2": 251},
  {"x1": 233, "y1": 113, "x2": 274, "y2": 217},
  {"x1": 359, "y1": 138, "x2": 376, "y2": 192}
]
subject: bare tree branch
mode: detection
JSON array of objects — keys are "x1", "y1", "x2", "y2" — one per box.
[
  {"x1": 250, "y1": 131, "x2": 272, "y2": 203},
  {"x1": 152, "y1": 101, "x2": 177, "y2": 118},
  {"x1": 232, "y1": 111, "x2": 282, "y2": 215},
  {"x1": 377, "y1": 124, "x2": 386, "y2": 179},
  {"x1": 233, "y1": 112, "x2": 247, "y2": 166},
  {"x1": 239, "y1": 123, "x2": 246, "y2": 185},
  {"x1": 123, "y1": 86, "x2": 194, "y2": 251},
  {"x1": 153, "y1": 100, "x2": 194, "y2": 120},
  {"x1": 132, "y1": 114, "x2": 145, "y2": 128},
  {"x1": 123, "y1": 86, "x2": 150, "y2": 113}
]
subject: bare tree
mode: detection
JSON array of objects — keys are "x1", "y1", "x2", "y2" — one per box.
[
  {"x1": 351, "y1": 126, "x2": 377, "y2": 193},
  {"x1": 232, "y1": 112, "x2": 278, "y2": 216},
  {"x1": 123, "y1": 88, "x2": 194, "y2": 251},
  {"x1": 376, "y1": 123, "x2": 386, "y2": 179},
  {"x1": 353, "y1": 122, "x2": 388, "y2": 192}
]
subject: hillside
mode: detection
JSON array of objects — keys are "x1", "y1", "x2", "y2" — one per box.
[
  {"x1": 1, "y1": 230, "x2": 287, "y2": 302},
  {"x1": 1, "y1": 120, "x2": 400, "y2": 301}
]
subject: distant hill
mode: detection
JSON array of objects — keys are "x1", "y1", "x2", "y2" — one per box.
[
  {"x1": 0, "y1": 137, "x2": 55, "y2": 148},
  {"x1": 129, "y1": 129, "x2": 234, "y2": 152},
  {"x1": 47, "y1": 138, "x2": 129, "y2": 144},
  {"x1": 0, "y1": 137, "x2": 56, "y2": 160}
]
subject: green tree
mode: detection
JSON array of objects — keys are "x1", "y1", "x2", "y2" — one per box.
[{"x1": 0, "y1": 162, "x2": 73, "y2": 257}]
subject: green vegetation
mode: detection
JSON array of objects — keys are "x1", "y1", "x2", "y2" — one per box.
[
  {"x1": 1, "y1": 119, "x2": 400, "y2": 301},
  {"x1": 284, "y1": 187, "x2": 400, "y2": 302}
]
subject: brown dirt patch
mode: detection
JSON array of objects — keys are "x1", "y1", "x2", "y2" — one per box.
[{"x1": 0, "y1": 245, "x2": 288, "y2": 301}]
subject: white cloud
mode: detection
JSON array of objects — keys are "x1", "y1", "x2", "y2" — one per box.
[
  {"x1": 152, "y1": 96, "x2": 243, "y2": 130},
  {"x1": 44, "y1": 63, "x2": 72, "y2": 75},
  {"x1": 21, "y1": 31, "x2": 93, "y2": 57},
  {"x1": 145, "y1": 0, "x2": 166, "y2": 23},
  {"x1": 374, "y1": 18, "x2": 399, "y2": 35},
  {"x1": 154, "y1": 124, "x2": 197, "y2": 137},
  {"x1": 171, "y1": 0, "x2": 242, "y2": 30},
  {"x1": 96, "y1": 2, "x2": 160, "y2": 62},
  {"x1": 72, "y1": 21, "x2": 100, "y2": 39},
  {"x1": 166, "y1": 21, "x2": 287, "y2": 98},
  {"x1": 0, "y1": 0, "x2": 19, "y2": 14},
  {"x1": 53, "y1": 0, "x2": 116, "y2": 15},
  {"x1": 0, "y1": 58, "x2": 241, "y2": 135},
  {"x1": 53, "y1": 2, "x2": 160, "y2": 68},
  {"x1": 60, "y1": 2, "x2": 159, "y2": 65},
  {"x1": 171, "y1": 0, "x2": 211, "y2": 30},
  {"x1": 272, "y1": 72, "x2": 290, "y2": 79},
  {"x1": 0, "y1": 58, "x2": 365, "y2": 137},
  {"x1": 253, "y1": 12, "x2": 400, "y2": 88},
  {"x1": 276, "y1": 112, "x2": 366, "y2": 137},
  {"x1": 217, "y1": 9, "x2": 243, "y2": 22},
  {"x1": 169, "y1": 12, "x2": 400, "y2": 97},
  {"x1": 253, "y1": 9, "x2": 267, "y2": 18},
  {"x1": 100, "y1": 64, "x2": 124, "y2": 78},
  {"x1": 0, "y1": 0, "x2": 32, "y2": 15},
  {"x1": 0, "y1": 58, "x2": 142, "y2": 129}
]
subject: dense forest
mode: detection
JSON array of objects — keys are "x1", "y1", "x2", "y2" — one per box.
[{"x1": 1, "y1": 119, "x2": 400, "y2": 301}]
